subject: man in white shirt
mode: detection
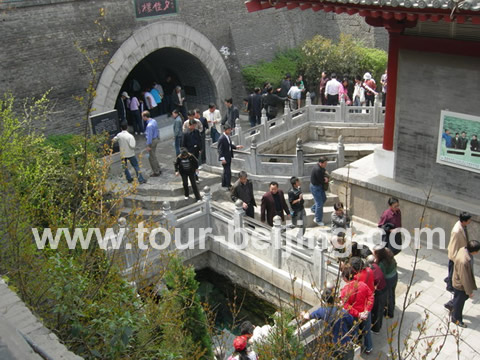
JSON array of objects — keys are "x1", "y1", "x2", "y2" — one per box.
[
  {"x1": 325, "y1": 73, "x2": 342, "y2": 106},
  {"x1": 203, "y1": 103, "x2": 222, "y2": 143},
  {"x1": 113, "y1": 123, "x2": 146, "y2": 184},
  {"x1": 142, "y1": 90, "x2": 158, "y2": 116}
]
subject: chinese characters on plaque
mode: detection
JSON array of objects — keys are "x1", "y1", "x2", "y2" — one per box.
[{"x1": 135, "y1": 0, "x2": 177, "y2": 18}]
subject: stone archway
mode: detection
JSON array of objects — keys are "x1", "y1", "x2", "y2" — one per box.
[{"x1": 92, "y1": 21, "x2": 231, "y2": 115}]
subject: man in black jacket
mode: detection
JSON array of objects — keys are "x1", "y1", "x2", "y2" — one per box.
[
  {"x1": 247, "y1": 88, "x2": 263, "y2": 127},
  {"x1": 194, "y1": 109, "x2": 209, "y2": 165},
  {"x1": 182, "y1": 119, "x2": 202, "y2": 182},
  {"x1": 218, "y1": 124, "x2": 243, "y2": 189},
  {"x1": 222, "y1": 98, "x2": 239, "y2": 130},
  {"x1": 231, "y1": 171, "x2": 256, "y2": 218},
  {"x1": 175, "y1": 148, "x2": 201, "y2": 201},
  {"x1": 471, "y1": 135, "x2": 479, "y2": 152}
]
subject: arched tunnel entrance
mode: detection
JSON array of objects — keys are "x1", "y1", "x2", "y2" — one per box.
[
  {"x1": 92, "y1": 21, "x2": 231, "y2": 118},
  {"x1": 123, "y1": 47, "x2": 217, "y2": 113}
]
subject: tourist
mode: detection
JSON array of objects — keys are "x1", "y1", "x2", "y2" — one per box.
[
  {"x1": 331, "y1": 202, "x2": 350, "y2": 234},
  {"x1": 378, "y1": 197, "x2": 402, "y2": 254},
  {"x1": 318, "y1": 71, "x2": 329, "y2": 105},
  {"x1": 352, "y1": 75, "x2": 365, "y2": 111},
  {"x1": 231, "y1": 171, "x2": 256, "y2": 218},
  {"x1": 194, "y1": 109, "x2": 209, "y2": 166},
  {"x1": 262, "y1": 86, "x2": 286, "y2": 120},
  {"x1": 149, "y1": 83, "x2": 162, "y2": 116},
  {"x1": 339, "y1": 78, "x2": 352, "y2": 105},
  {"x1": 325, "y1": 73, "x2": 342, "y2": 106},
  {"x1": 128, "y1": 93, "x2": 144, "y2": 135},
  {"x1": 288, "y1": 176, "x2": 306, "y2": 236},
  {"x1": 260, "y1": 181, "x2": 290, "y2": 227},
  {"x1": 442, "y1": 129, "x2": 453, "y2": 148},
  {"x1": 247, "y1": 87, "x2": 262, "y2": 127},
  {"x1": 164, "y1": 75, "x2": 176, "y2": 113},
  {"x1": 445, "y1": 212, "x2": 472, "y2": 293},
  {"x1": 112, "y1": 122, "x2": 146, "y2": 184},
  {"x1": 115, "y1": 91, "x2": 128, "y2": 123},
  {"x1": 174, "y1": 148, "x2": 201, "y2": 201},
  {"x1": 444, "y1": 240, "x2": 479, "y2": 328},
  {"x1": 142, "y1": 110, "x2": 161, "y2": 177},
  {"x1": 340, "y1": 264, "x2": 374, "y2": 355},
  {"x1": 227, "y1": 335, "x2": 257, "y2": 360},
  {"x1": 182, "y1": 110, "x2": 203, "y2": 133},
  {"x1": 181, "y1": 119, "x2": 202, "y2": 183},
  {"x1": 172, "y1": 85, "x2": 187, "y2": 119},
  {"x1": 142, "y1": 89, "x2": 158, "y2": 117},
  {"x1": 365, "y1": 255, "x2": 387, "y2": 333},
  {"x1": 218, "y1": 124, "x2": 243, "y2": 189},
  {"x1": 287, "y1": 81, "x2": 302, "y2": 110},
  {"x1": 373, "y1": 246, "x2": 397, "y2": 319},
  {"x1": 222, "y1": 98, "x2": 239, "y2": 130},
  {"x1": 310, "y1": 156, "x2": 329, "y2": 226},
  {"x1": 203, "y1": 103, "x2": 222, "y2": 143},
  {"x1": 172, "y1": 109, "x2": 184, "y2": 156},
  {"x1": 301, "y1": 288, "x2": 355, "y2": 358},
  {"x1": 279, "y1": 73, "x2": 292, "y2": 98},
  {"x1": 380, "y1": 69, "x2": 387, "y2": 106},
  {"x1": 350, "y1": 257, "x2": 374, "y2": 354},
  {"x1": 362, "y1": 72, "x2": 377, "y2": 107},
  {"x1": 153, "y1": 81, "x2": 165, "y2": 115}
]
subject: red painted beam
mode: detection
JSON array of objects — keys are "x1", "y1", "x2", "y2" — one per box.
[
  {"x1": 287, "y1": 2, "x2": 300, "y2": 9},
  {"x1": 245, "y1": 0, "x2": 263, "y2": 12},
  {"x1": 335, "y1": 6, "x2": 346, "y2": 14},
  {"x1": 406, "y1": 13, "x2": 417, "y2": 21},
  {"x1": 418, "y1": 14, "x2": 430, "y2": 21},
  {"x1": 300, "y1": 3, "x2": 312, "y2": 10},
  {"x1": 473, "y1": 16, "x2": 480, "y2": 24},
  {"x1": 359, "y1": 9, "x2": 370, "y2": 17},
  {"x1": 371, "y1": 10, "x2": 381, "y2": 18},
  {"x1": 382, "y1": 11, "x2": 393, "y2": 20},
  {"x1": 346, "y1": 7, "x2": 358, "y2": 15},
  {"x1": 312, "y1": 4, "x2": 324, "y2": 11},
  {"x1": 431, "y1": 14, "x2": 441, "y2": 22},
  {"x1": 261, "y1": 1, "x2": 272, "y2": 9},
  {"x1": 275, "y1": 2, "x2": 287, "y2": 9},
  {"x1": 443, "y1": 14, "x2": 453, "y2": 22},
  {"x1": 324, "y1": 5, "x2": 334, "y2": 12},
  {"x1": 394, "y1": 12, "x2": 405, "y2": 20}
]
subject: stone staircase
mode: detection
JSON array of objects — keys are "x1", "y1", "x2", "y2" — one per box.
[
  {"x1": 117, "y1": 170, "x2": 222, "y2": 220},
  {"x1": 213, "y1": 189, "x2": 339, "y2": 228}
]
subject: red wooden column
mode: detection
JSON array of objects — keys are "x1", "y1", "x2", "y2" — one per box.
[{"x1": 383, "y1": 31, "x2": 400, "y2": 151}]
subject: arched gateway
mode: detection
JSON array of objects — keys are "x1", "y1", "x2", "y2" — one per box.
[{"x1": 92, "y1": 21, "x2": 232, "y2": 115}]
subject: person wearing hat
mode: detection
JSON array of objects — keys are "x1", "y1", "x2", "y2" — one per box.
[
  {"x1": 174, "y1": 148, "x2": 201, "y2": 201},
  {"x1": 116, "y1": 91, "x2": 129, "y2": 123},
  {"x1": 217, "y1": 124, "x2": 243, "y2": 189},
  {"x1": 227, "y1": 335, "x2": 258, "y2": 360},
  {"x1": 362, "y1": 72, "x2": 377, "y2": 107}
]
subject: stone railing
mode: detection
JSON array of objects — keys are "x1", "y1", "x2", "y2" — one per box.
[
  {"x1": 119, "y1": 187, "x2": 338, "y2": 303},
  {"x1": 204, "y1": 93, "x2": 382, "y2": 177}
]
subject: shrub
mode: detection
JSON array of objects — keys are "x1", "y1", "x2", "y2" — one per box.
[{"x1": 242, "y1": 49, "x2": 303, "y2": 91}]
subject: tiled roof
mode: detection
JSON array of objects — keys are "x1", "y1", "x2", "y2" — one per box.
[{"x1": 245, "y1": 0, "x2": 480, "y2": 12}]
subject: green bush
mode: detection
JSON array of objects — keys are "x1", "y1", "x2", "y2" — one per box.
[{"x1": 242, "y1": 49, "x2": 303, "y2": 91}]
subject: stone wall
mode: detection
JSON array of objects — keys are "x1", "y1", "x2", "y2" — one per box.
[
  {"x1": 0, "y1": 0, "x2": 387, "y2": 135},
  {"x1": 394, "y1": 48, "x2": 480, "y2": 202}
]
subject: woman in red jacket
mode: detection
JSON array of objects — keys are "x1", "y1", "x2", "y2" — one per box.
[{"x1": 340, "y1": 264, "x2": 374, "y2": 354}]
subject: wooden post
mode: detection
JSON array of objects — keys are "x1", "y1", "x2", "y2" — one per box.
[
  {"x1": 272, "y1": 215, "x2": 283, "y2": 269},
  {"x1": 337, "y1": 135, "x2": 345, "y2": 169}
]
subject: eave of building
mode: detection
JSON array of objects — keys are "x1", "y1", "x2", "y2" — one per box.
[{"x1": 245, "y1": 0, "x2": 480, "y2": 25}]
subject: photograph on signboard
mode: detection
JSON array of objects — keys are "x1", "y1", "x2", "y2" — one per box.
[{"x1": 437, "y1": 110, "x2": 480, "y2": 174}]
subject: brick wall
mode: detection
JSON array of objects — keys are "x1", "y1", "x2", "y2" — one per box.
[
  {"x1": 394, "y1": 49, "x2": 480, "y2": 202},
  {"x1": 0, "y1": 0, "x2": 387, "y2": 135}
]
